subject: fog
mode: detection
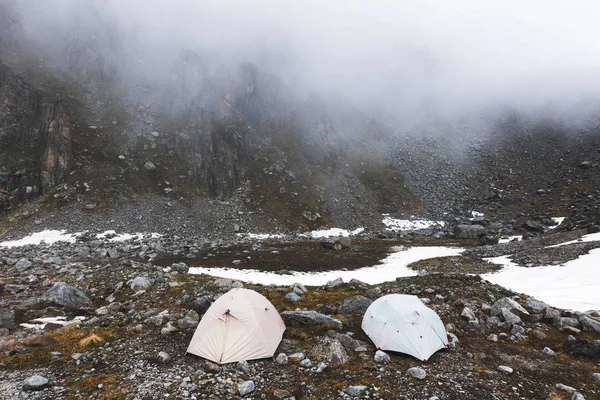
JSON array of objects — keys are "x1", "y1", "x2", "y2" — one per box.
[{"x1": 6, "y1": 0, "x2": 600, "y2": 128}]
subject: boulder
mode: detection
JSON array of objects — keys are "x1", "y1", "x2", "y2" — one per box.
[
  {"x1": 285, "y1": 292, "x2": 301, "y2": 303},
  {"x1": 311, "y1": 337, "x2": 349, "y2": 365},
  {"x1": 491, "y1": 298, "x2": 529, "y2": 319},
  {"x1": 23, "y1": 375, "x2": 49, "y2": 391},
  {"x1": 580, "y1": 316, "x2": 600, "y2": 334},
  {"x1": 338, "y1": 295, "x2": 373, "y2": 314},
  {"x1": 178, "y1": 310, "x2": 199, "y2": 329},
  {"x1": 44, "y1": 282, "x2": 92, "y2": 307},
  {"x1": 189, "y1": 296, "x2": 212, "y2": 316},
  {"x1": 374, "y1": 350, "x2": 390, "y2": 363},
  {"x1": 327, "y1": 277, "x2": 344, "y2": 288},
  {"x1": 15, "y1": 258, "x2": 32, "y2": 272},
  {"x1": 281, "y1": 311, "x2": 343, "y2": 330},
  {"x1": 564, "y1": 339, "x2": 600, "y2": 360},
  {"x1": 500, "y1": 308, "x2": 522, "y2": 326},
  {"x1": 454, "y1": 224, "x2": 485, "y2": 239},
  {"x1": 291, "y1": 283, "x2": 307, "y2": 295},
  {"x1": 525, "y1": 299, "x2": 550, "y2": 313}
]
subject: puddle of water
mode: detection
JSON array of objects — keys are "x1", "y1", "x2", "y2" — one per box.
[
  {"x1": 483, "y1": 250, "x2": 600, "y2": 311},
  {"x1": 189, "y1": 246, "x2": 464, "y2": 286}
]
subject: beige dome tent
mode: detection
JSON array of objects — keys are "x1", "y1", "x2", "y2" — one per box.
[{"x1": 187, "y1": 288, "x2": 286, "y2": 364}]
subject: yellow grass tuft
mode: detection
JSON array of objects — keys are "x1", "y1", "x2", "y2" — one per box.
[{"x1": 79, "y1": 333, "x2": 104, "y2": 348}]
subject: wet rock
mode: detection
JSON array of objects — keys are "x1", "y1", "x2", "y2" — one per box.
[
  {"x1": 238, "y1": 380, "x2": 255, "y2": 397},
  {"x1": 338, "y1": 295, "x2": 372, "y2": 314},
  {"x1": 0, "y1": 308, "x2": 15, "y2": 330},
  {"x1": 374, "y1": 350, "x2": 390, "y2": 363},
  {"x1": 23, "y1": 375, "x2": 49, "y2": 391},
  {"x1": 44, "y1": 282, "x2": 92, "y2": 307},
  {"x1": 281, "y1": 311, "x2": 343, "y2": 330},
  {"x1": 407, "y1": 367, "x2": 427, "y2": 380}
]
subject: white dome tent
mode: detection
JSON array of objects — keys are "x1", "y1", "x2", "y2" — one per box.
[
  {"x1": 187, "y1": 288, "x2": 286, "y2": 364},
  {"x1": 362, "y1": 294, "x2": 449, "y2": 362}
]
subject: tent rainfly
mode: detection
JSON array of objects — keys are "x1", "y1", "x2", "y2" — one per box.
[
  {"x1": 187, "y1": 288, "x2": 286, "y2": 364},
  {"x1": 361, "y1": 294, "x2": 449, "y2": 362}
]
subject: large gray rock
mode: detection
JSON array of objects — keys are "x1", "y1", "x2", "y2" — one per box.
[
  {"x1": 44, "y1": 282, "x2": 92, "y2": 307},
  {"x1": 23, "y1": 375, "x2": 49, "y2": 391},
  {"x1": 311, "y1": 337, "x2": 349, "y2": 365},
  {"x1": 454, "y1": 224, "x2": 485, "y2": 239},
  {"x1": 15, "y1": 258, "x2": 32, "y2": 272},
  {"x1": 580, "y1": 316, "x2": 600, "y2": 334},
  {"x1": 491, "y1": 298, "x2": 529, "y2": 319},
  {"x1": 285, "y1": 292, "x2": 301, "y2": 303},
  {"x1": 189, "y1": 296, "x2": 212, "y2": 316},
  {"x1": 0, "y1": 308, "x2": 15, "y2": 330},
  {"x1": 238, "y1": 380, "x2": 255, "y2": 397},
  {"x1": 564, "y1": 339, "x2": 600, "y2": 360},
  {"x1": 500, "y1": 308, "x2": 522, "y2": 326},
  {"x1": 327, "y1": 277, "x2": 344, "y2": 288},
  {"x1": 281, "y1": 311, "x2": 343, "y2": 330},
  {"x1": 374, "y1": 350, "x2": 390, "y2": 363},
  {"x1": 525, "y1": 299, "x2": 550, "y2": 313},
  {"x1": 338, "y1": 295, "x2": 373, "y2": 314}
]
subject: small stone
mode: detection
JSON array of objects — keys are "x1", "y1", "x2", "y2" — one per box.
[
  {"x1": 498, "y1": 366, "x2": 513, "y2": 375},
  {"x1": 23, "y1": 375, "x2": 49, "y2": 391},
  {"x1": 144, "y1": 161, "x2": 157, "y2": 171},
  {"x1": 276, "y1": 353, "x2": 288, "y2": 365},
  {"x1": 71, "y1": 353, "x2": 86, "y2": 361},
  {"x1": 543, "y1": 347, "x2": 557, "y2": 357},
  {"x1": 407, "y1": 367, "x2": 427, "y2": 380},
  {"x1": 291, "y1": 283, "x2": 308, "y2": 295},
  {"x1": 0, "y1": 308, "x2": 15, "y2": 330},
  {"x1": 374, "y1": 350, "x2": 390, "y2": 363},
  {"x1": 157, "y1": 351, "x2": 170, "y2": 363},
  {"x1": 317, "y1": 362, "x2": 327, "y2": 372},
  {"x1": 129, "y1": 276, "x2": 151, "y2": 291},
  {"x1": 288, "y1": 352, "x2": 305, "y2": 361},
  {"x1": 237, "y1": 360, "x2": 249, "y2": 373},
  {"x1": 461, "y1": 307, "x2": 476, "y2": 321},
  {"x1": 15, "y1": 259, "x2": 32, "y2": 272},
  {"x1": 571, "y1": 392, "x2": 585, "y2": 400},
  {"x1": 487, "y1": 334, "x2": 498, "y2": 342},
  {"x1": 238, "y1": 380, "x2": 255, "y2": 397},
  {"x1": 161, "y1": 322, "x2": 177, "y2": 335},
  {"x1": 273, "y1": 389, "x2": 292, "y2": 399},
  {"x1": 178, "y1": 310, "x2": 199, "y2": 329},
  {"x1": 345, "y1": 385, "x2": 368, "y2": 397},
  {"x1": 299, "y1": 358, "x2": 312, "y2": 368},
  {"x1": 556, "y1": 383, "x2": 577, "y2": 394},
  {"x1": 593, "y1": 373, "x2": 600, "y2": 381},
  {"x1": 327, "y1": 277, "x2": 344, "y2": 287}
]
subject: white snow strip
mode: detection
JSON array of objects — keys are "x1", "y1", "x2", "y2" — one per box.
[
  {"x1": 237, "y1": 233, "x2": 287, "y2": 240},
  {"x1": 546, "y1": 232, "x2": 600, "y2": 248},
  {"x1": 483, "y1": 251, "x2": 600, "y2": 311},
  {"x1": 498, "y1": 235, "x2": 522, "y2": 244},
  {"x1": 471, "y1": 211, "x2": 485, "y2": 218},
  {"x1": 20, "y1": 316, "x2": 86, "y2": 330},
  {"x1": 382, "y1": 216, "x2": 445, "y2": 231},
  {"x1": 550, "y1": 217, "x2": 565, "y2": 228},
  {"x1": 310, "y1": 227, "x2": 365, "y2": 238},
  {"x1": 189, "y1": 246, "x2": 463, "y2": 286},
  {"x1": 0, "y1": 230, "x2": 78, "y2": 248}
]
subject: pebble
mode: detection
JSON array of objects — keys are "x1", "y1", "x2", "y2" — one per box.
[{"x1": 498, "y1": 366, "x2": 513, "y2": 375}]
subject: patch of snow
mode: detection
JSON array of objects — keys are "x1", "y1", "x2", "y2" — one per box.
[
  {"x1": 96, "y1": 231, "x2": 161, "y2": 242},
  {"x1": 237, "y1": 233, "x2": 286, "y2": 240},
  {"x1": 483, "y1": 251, "x2": 600, "y2": 311},
  {"x1": 189, "y1": 246, "x2": 463, "y2": 286},
  {"x1": 498, "y1": 235, "x2": 522, "y2": 244},
  {"x1": 20, "y1": 316, "x2": 86, "y2": 330},
  {"x1": 546, "y1": 232, "x2": 600, "y2": 248},
  {"x1": 382, "y1": 216, "x2": 445, "y2": 231},
  {"x1": 549, "y1": 217, "x2": 565, "y2": 229},
  {"x1": 471, "y1": 211, "x2": 484, "y2": 218},
  {"x1": 310, "y1": 227, "x2": 364, "y2": 238},
  {"x1": 0, "y1": 230, "x2": 78, "y2": 248}
]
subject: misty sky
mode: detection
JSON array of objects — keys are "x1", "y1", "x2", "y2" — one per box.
[{"x1": 11, "y1": 0, "x2": 600, "y2": 121}]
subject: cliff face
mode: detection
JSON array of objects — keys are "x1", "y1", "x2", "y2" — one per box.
[{"x1": 0, "y1": 61, "x2": 73, "y2": 212}]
